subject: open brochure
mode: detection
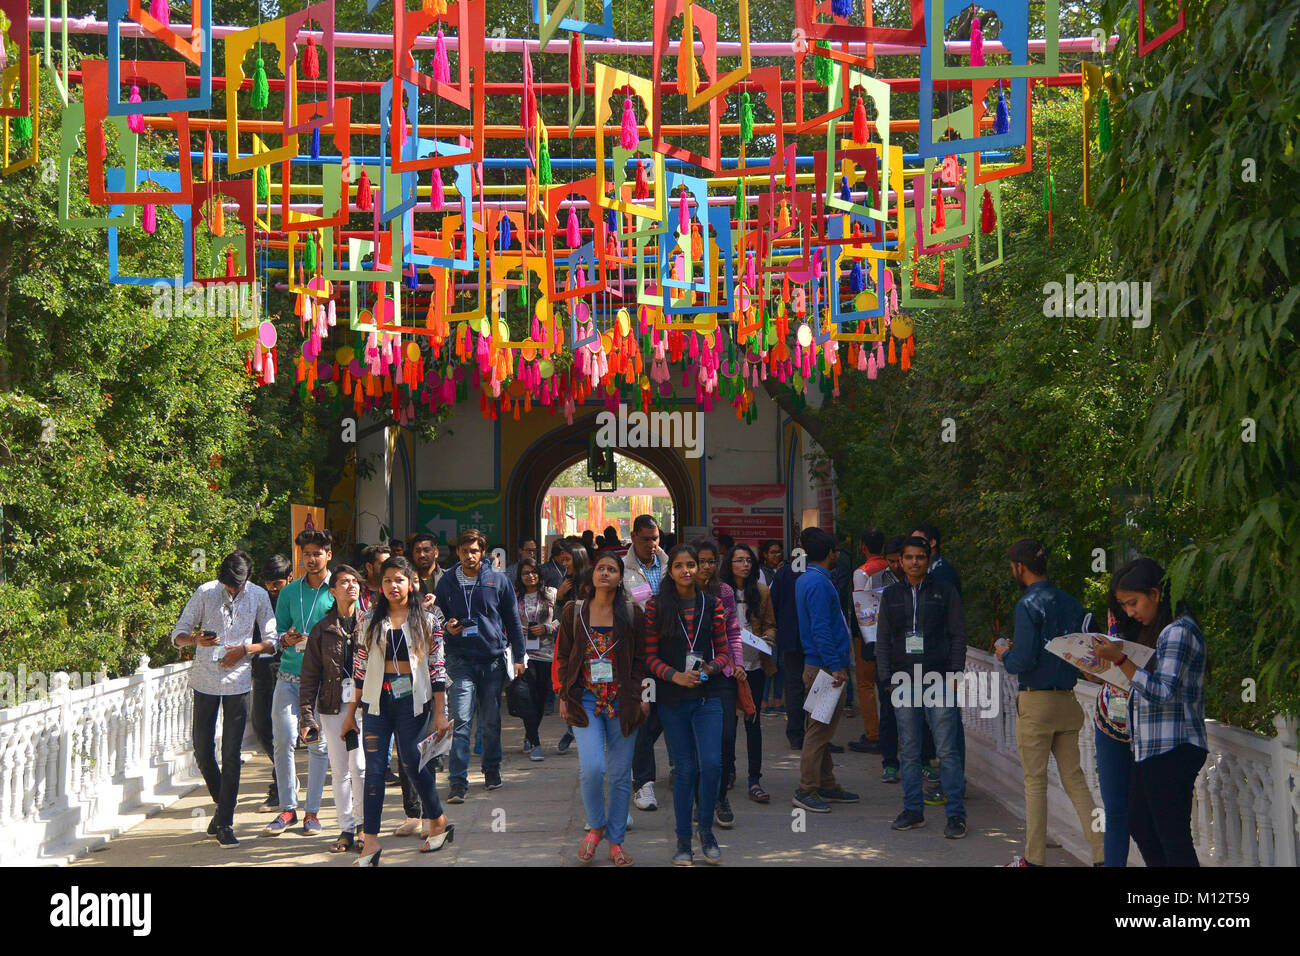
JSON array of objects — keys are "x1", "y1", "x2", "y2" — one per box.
[
  {"x1": 802, "y1": 669, "x2": 844, "y2": 725},
  {"x1": 1045, "y1": 632, "x2": 1155, "y2": 692}
]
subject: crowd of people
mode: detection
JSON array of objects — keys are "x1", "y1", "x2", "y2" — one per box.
[{"x1": 171, "y1": 515, "x2": 1207, "y2": 867}]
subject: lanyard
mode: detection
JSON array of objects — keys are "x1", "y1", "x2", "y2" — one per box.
[
  {"x1": 524, "y1": 591, "x2": 540, "y2": 624},
  {"x1": 219, "y1": 586, "x2": 242, "y2": 643},
  {"x1": 910, "y1": 583, "x2": 920, "y2": 632},
  {"x1": 298, "y1": 576, "x2": 327, "y2": 634},
  {"x1": 460, "y1": 571, "x2": 482, "y2": 617},
  {"x1": 385, "y1": 620, "x2": 408, "y2": 661},
  {"x1": 579, "y1": 608, "x2": 618, "y2": 661},
  {"x1": 679, "y1": 594, "x2": 704, "y2": 653}
]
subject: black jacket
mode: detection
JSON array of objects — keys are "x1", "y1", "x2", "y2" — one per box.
[{"x1": 875, "y1": 575, "x2": 967, "y2": 678}]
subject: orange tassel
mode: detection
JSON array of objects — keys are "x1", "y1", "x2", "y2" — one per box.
[{"x1": 888, "y1": 337, "x2": 896, "y2": 364}]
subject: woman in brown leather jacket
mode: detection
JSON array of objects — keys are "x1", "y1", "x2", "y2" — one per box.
[
  {"x1": 720, "y1": 544, "x2": 779, "y2": 804},
  {"x1": 553, "y1": 551, "x2": 648, "y2": 866},
  {"x1": 301, "y1": 565, "x2": 366, "y2": 852}
]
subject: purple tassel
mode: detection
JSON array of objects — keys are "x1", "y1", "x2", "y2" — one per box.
[
  {"x1": 840, "y1": 175, "x2": 852, "y2": 202},
  {"x1": 849, "y1": 259, "x2": 863, "y2": 294},
  {"x1": 498, "y1": 215, "x2": 511, "y2": 250},
  {"x1": 832, "y1": 0, "x2": 852, "y2": 18},
  {"x1": 995, "y1": 84, "x2": 1010, "y2": 135}
]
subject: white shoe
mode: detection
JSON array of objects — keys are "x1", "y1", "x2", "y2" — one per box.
[
  {"x1": 626, "y1": 813, "x2": 634, "y2": 830},
  {"x1": 634, "y1": 782, "x2": 658, "y2": 811}
]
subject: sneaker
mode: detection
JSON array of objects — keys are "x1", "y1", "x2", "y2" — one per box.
[
  {"x1": 828, "y1": 742, "x2": 845, "y2": 753},
  {"x1": 848, "y1": 735, "x2": 882, "y2": 754},
  {"x1": 891, "y1": 809, "x2": 926, "y2": 830},
  {"x1": 556, "y1": 731, "x2": 574, "y2": 755},
  {"x1": 699, "y1": 830, "x2": 722, "y2": 864},
  {"x1": 881, "y1": 765, "x2": 901, "y2": 784},
  {"x1": 206, "y1": 816, "x2": 219, "y2": 836},
  {"x1": 924, "y1": 785, "x2": 947, "y2": 807},
  {"x1": 944, "y1": 816, "x2": 968, "y2": 840},
  {"x1": 302, "y1": 813, "x2": 322, "y2": 835},
  {"x1": 633, "y1": 782, "x2": 658, "y2": 811},
  {"x1": 672, "y1": 839, "x2": 694, "y2": 866},
  {"x1": 528, "y1": 746, "x2": 545, "y2": 762},
  {"x1": 522, "y1": 737, "x2": 532, "y2": 753},
  {"x1": 484, "y1": 770, "x2": 503, "y2": 790},
  {"x1": 921, "y1": 764, "x2": 940, "y2": 783},
  {"x1": 265, "y1": 810, "x2": 298, "y2": 835},
  {"x1": 384, "y1": 770, "x2": 400, "y2": 786},
  {"x1": 714, "y1": 796, "x2": 735, "y2": 829},
  {"x1": 258, "y1": 786, "x2": 280, "y2": 812},
  {"x1": 1002, "y1": 856, "x2": 1040, "y2": 867},
  {"x1": 792, "y1": 790, "x2": 831, "y2": 813},
  {"x1": 446, "y1": 783, "x2": 467, "y2": 804},
  {"x1": 215, "y1": 826, "x2": 240, "y2": 847},
  {"x1": 817, "y1": 785, "x2": 860, "y2": 803}
]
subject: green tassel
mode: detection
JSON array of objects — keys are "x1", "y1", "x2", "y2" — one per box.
[
  {"x1": 256, "y1": 164, "x2": 269, "y2": 201},
  {"x1": 740, "y1": 92, "x2": 754, "y2": 143},
  {"x1": 814, "y1": 40, "x2": 833, "y2": 87},
  {"x1": 538, "y1": 135, "x2": 553, "y2": 186},
  {"x1": 250, "y1": 56, "x2": 270, "y2": 110},
  {"x1": 1097, "y1": 94, "x2": 1111, "y2": 153},
  {"x1": 517, "y1": 283, "x2": 527, "y2": 308},
  {"x1": 13, "y1": 114, "x2": 32, "y2": 142},
  {"x1": 735, "y1": 178, "x2": 745, "y2": 220},
  {"x1": 864, "y1": 183, "x2": 873, "y2": 207},
  {"x1": 1041, "y1": 170, "x2": 1055, "y2": 212},
  {"x1": 304, "y1": 233, "x2": 317, "y2": 272}
]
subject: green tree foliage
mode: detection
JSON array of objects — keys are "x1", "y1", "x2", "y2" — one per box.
[{"x1": 1092, "y1": 0, "x2": 1300, "y2": 710}]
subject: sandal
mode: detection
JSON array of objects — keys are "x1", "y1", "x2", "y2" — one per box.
[
  {"x1": 749, "y1": 785, "x2": 771, "y2": 804},
  {"x1": 578, "y1": 830, "x2": 602, "y2": 863},
  {"x1": 608, "y1": 843, "x2": 634, "y2": 867},
  {"x1": 331, "y1": 830, "x2": 355, "y2": 853}
]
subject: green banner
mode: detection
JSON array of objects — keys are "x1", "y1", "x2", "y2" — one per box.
[{"x1": 416, "y1": 490, "x2": 504, "y2": 547}]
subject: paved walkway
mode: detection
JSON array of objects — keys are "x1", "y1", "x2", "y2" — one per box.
[{"x1": 72, "y1": 709, "x2": 1080, "y2": 867}]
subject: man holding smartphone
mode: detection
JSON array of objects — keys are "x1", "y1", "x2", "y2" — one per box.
[{"x1": 171, "y1": 551, "x2": 279, "y2": 847}]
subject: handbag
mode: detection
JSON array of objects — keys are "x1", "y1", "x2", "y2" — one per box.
[
  {"x1": 736, "y1": 673, "x2": 757, "y2": 719},
  {"x1": 506, "y1": 674, "x2": 537, "y2": 721}
]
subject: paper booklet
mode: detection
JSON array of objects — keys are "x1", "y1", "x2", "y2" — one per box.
[
  {"x1": 1044, "y1": 632, "x2": 1155, "y2": 691},
  {"x1": 802, "y1": 669, "x2": 844, "y2": 725}
]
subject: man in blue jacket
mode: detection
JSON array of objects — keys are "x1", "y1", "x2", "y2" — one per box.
[
  {"x1": 995, "y1": 539, "x2": 1105, "y2": 866},
  {"x1": 770, "y1": 527, "x2": 816, "y2": 750},
  {"x1": 791, "y1": 528, "x2": 860, "y2": 814},
  {"x1": 435, "y1": 528, "x2": 526, "y2": 803}
]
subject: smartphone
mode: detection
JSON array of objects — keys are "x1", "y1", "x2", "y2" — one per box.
[
  {"x1": 303, "y1": 725, "x2": 321, "y2": 744},
  {"x1": 344, "y1": 729, "x2": 358, "y2": 751}
]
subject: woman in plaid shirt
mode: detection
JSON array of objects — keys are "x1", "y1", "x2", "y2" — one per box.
[{"x1": 1092, "y1": 558, "x2": 1207, "y2": 867}]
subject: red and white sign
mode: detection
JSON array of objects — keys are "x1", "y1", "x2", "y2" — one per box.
[{"x1": 708, "y1": 484, "x2": 786, "y2": 547}]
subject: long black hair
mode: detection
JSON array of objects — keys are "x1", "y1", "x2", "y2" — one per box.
[
  {"x1": 581, "y1": 550, "x2": 635, "y2": 644},
  {"x1": 691, "y1": 537, "x2": 722, "y2": 596},
  {"x1": 513, "y1": 557, "x2": 541, "y2": 598},
  {"x1": 1108, "y1": 557, "x2": 1184, "y2": 646},
  {"x1": 365, "y1": 556, "x2": 435, "y2": 655},
  {"x1": 565, "y1": 543, "x2": 592, "y2": 595},
  {"x1": 653, "y1": 543, "x2": 713, "y2": 652},
  {"x1": 720, "y1": 543, "x2": 763, "y2": 628}
]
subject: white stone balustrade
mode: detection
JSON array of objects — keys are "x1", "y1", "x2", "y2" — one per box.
[{"x1": 963, "y1": 648, "x2": 1300, "y2": 866}]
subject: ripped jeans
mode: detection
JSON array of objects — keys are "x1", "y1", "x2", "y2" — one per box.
[{"x1": 361, "y1": 686, "x2": 442, "y2": 835}]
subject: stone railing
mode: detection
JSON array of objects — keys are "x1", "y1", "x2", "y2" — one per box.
[
  {"x1": 0, "y1": 657, "x2": 205, "y2": 865},
  {"x1": 963, "y1": 648, "x2": 1300, "y2": 866}
]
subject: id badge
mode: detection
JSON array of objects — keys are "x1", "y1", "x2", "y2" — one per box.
[
  {"x1": 389, "y1": 675, "x2": 412, "y2": 699},
  {"x1": 207, "y1": 643, "x2": 227, "y2": 663},
  {"x1": 525, "y1": 637, "x2": 541, "y2": 651},
  {"x1": 904, "y1": 631, "x2": 925, "y2": 655},
  {"x1": 630, "y1": 583, "x2": 652, "y2": 604},
  {"x1": 685, "y1": 653, "x2": 703, "y2": 672},
  {"x1": 340, "y1": 677, "x2": 355, "y2": 703},
  {"x1": 461, "y1": 623, "x2": 480, "y2": 639},
  {"x1": 588, "y1": 660, "x2": 614, "y2": 684}
]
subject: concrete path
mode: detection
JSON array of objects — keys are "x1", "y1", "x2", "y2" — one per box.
[{"x1": 72, "y1": 709, "x2": 1080, "y2": 867}]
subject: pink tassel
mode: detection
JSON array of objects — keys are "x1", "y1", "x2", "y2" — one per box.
[
  {"x1": 970, "y1": 15, "x2": 985, "y2": 66},
  {"x1": 327, "y1": 299, "x2": 337, "y2": 327},
  {"x1": 867, "y1": 352, "x2": 878, "y2": 379},
  {"x1": 678, "y1": 187, "x2": 689, "y2": 233},
  {"x1": 149, "y1": 0, "x2": 170, "y2": 27},
  {"x1": 856, "y1": 344, "x2": 867, "y2": 371},
  {"x1": 431, "y1": 167, "x2": 445, "y2": 210},
  {"x1": 128, "y1": 85, "x2": 145, "y2": 134},
  {"x1": 143, "y1": 203, "x2": 157, "y2": 234},
  {"x1": 434, "y1": 28, "x2": 451, "y2": 84},
  {"x1": 620, "y1": 97, "x2": 639, "y2": 150},
  {"x1": 566, "y1": 206, "x2": 581, "y2": 247}
]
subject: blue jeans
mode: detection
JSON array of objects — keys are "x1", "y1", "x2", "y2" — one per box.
[
  {"x1": 897, "y1": 697, "x2": 965, "y2": 818},
  {"x1": 447, "y1": 655, "x2": 507, "y2": 786},
  {"x1": 572, "y1": 691, "x2": 639, "y2": 845},
  {"x1": 658, "y1": 695, "x2": 723, "y2": 842},
  {"x1": 361, "y1": 688, "x2": 442, "y2": 834},
  {"x1": 272, "y1": 677, "x2": 328, "y2": 814},
  {"x1": 1095, "y1": 724, "x2": 1133, "y2": 867}
]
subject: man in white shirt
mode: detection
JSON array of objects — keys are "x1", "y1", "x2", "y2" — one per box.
[
  {"x1": 171, "y1": 551, "x2": 279, "y2": 847},
  {"x1": 624, "y1": 515, "x2": 671, "y2": 811}
]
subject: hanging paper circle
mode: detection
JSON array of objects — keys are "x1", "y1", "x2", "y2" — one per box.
[
  {"x1": 497, "y1": 319, "x2": 509, "y2": 342},
  {"x1": 521, "y1": 345, "x2": 536, "y2": 362},
  {"x1": 704, "y1": 330, "x2": 716, "y2": 349},
  {"x1": 405, "y1": 341, "x2": 420, "y2": 362},
  {"x1": 348, "y1": 359, "x2": 363, "y2": 377},
  {"x1": 301, "y1": 340, "x2": 314, "y2": 359},
  {"x1": 478, "y1": 316, "x2": 491, "y2": 337},
  {"x1": 640, "y1": 374, "x2": 650, "y2": 389},
  {"x1": 891, "y1": 314, "x2": 914, "y2": 339},
  {"x1": 258, "y1": 321, "x2": 277, "y2": 349},
  {"x1": 777, "y1": 300, "x2": 787, "y2": 318},
  {"x1": 855, "y1": 291, "x2": 875, "y2": 310},
  {"x1": 336, "y1": 346, "x2": 355, "y2": 366},
  {"x1": 316, "y1": 358, "x2": 334, "y2": 381},
  {"x1": 359, "y1": 310, "x2": 374, "y2": 328},
  {"x1": 605, "y1": 382, "x2": 618, "y2": 396},
  {"x1": 539, "y1": 359, "x2": 555, "y2": 378},
  {"x1": 659, "y1": 381, "x2": 673, "y2": 397},
  {"x1": 453, "y1": 365, "x2": 468, "y2": 382},
  {"x1": 796, "y1": 323, "x2": 813, "y2": 348},
  {"x1": 509, "y1": 379, "x2": 527, "y2": 397},
  {"x1": 616, "y1": 308, "x2": 631, "y2": 336},
  {"x1": 600, "y1": 330, "x2": 613, "y2": 354},
  {"x1": 786, "y1": 259, "x2": 810, "y2": 283}
]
